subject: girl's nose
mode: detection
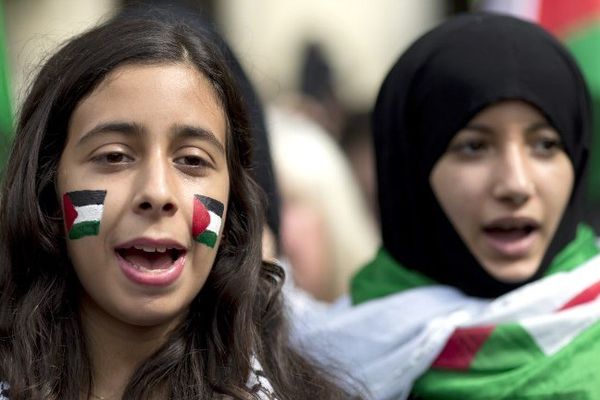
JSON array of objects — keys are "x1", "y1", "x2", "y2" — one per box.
[
  {"x1": 492, "y1": 146, "x2": 535, "y2": 206},
  {"x1": 132, "y1": 159, "x2": 178, "y2": 217}
]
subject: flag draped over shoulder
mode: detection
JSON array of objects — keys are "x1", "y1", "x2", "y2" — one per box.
[
  {"x1": 412, "y1": 254, "x2": 600, "y2": 399},
  {"x1": 292, "y1": 227, "x2": 600, "y2": 399},
  {"x1": 307, "y1": 225, "x2": 600, "y2": 399},
  {"x1": 479, "y1": 0, "x2": 600, "y2": 206}
]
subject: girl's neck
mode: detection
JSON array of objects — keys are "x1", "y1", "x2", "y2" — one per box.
[{"x1": 79, "y1": 296, "x2": 182, "y2": 399}]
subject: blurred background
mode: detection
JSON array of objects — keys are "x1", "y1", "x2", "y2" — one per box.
[{"x1": 3, "y1": 0, "x2": 600, "y2": 301}]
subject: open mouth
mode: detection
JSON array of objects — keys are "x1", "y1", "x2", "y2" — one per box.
[
  {"x1": 115, "y1": 245, "x2": 186, "y2": 273},
  {"x1": 483, "y1": 224, "x2": 538, "y2": 240},
  {"x1": 482, "y1": 218, "x2": 540, "y2": 256}
]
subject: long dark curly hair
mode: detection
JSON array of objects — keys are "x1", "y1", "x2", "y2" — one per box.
[{"x1": 0, "y1": 16, "x2": 355, "y2": 400}]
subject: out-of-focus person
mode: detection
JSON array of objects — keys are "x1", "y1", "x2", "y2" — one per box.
[{"x1": 268, "y1": 102, "x2": 379, "y2": 301}]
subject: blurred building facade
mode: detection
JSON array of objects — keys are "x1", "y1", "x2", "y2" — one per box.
[{"x1": 3, "y1": 0, "x2": 444, "y2": 113}]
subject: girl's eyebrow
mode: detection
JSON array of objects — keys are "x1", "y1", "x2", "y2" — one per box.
[
  {"x1": 76, "y1": 121, "x2": 226, "y2": 155},
  {"x1": 76, "y1": 121, "x2": 143, "y2": 146},
  {"x1": 462, "y1": 123, "x2": 494, "y2": 134},
  {"x1": 172, "y1": 124, "x2": 225, "y2": 155},
  {"x1": 525, "y1": 121, "x2": 554, "y2": 133}
]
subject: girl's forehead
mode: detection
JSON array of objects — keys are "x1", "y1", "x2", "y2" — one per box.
[
  {"x1": 67, "y1": 63, "x2": 228, "y2": 147},
  {"x1": 93, "y1": 62, "x2": 215, "y2": 101}
]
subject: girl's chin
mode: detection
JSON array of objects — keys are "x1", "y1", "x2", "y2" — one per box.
[
  {"x1": 112, "y1": 305, "x2": 188, "y2": 329},
  {"x1": 480, "y1": 258, "x2": 540, "y2": 283}
]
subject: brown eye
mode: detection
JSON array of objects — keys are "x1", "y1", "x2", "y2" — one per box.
[
  {"x1": 532, "y1": 138, "x2": 564, "y2": 157},
  {"x1": 93, "y1": 152, "x2": 134, "y2": 165},
  {"x1": 182, "y1": 156, "x2": 203, "y2": 166},
  {"x1": 449, "y1": 140, "x2": 489, "y2": 157},
  {"x1": 106, "y1": 153, "x2": 125, "y2": 163},
  {"x1": 174, "y1": 155, "x2": 213, "y2": 171}
]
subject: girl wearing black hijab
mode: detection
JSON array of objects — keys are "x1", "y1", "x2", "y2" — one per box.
[{"x1": 293, "y1": 13, "x2": 600, "y2": 400}]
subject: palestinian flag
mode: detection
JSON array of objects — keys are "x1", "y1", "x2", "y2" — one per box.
[
  {"x1": 432, "y1": 280, "x2": 600, "y2": 372},
  {"x1": 348, "y1": 226, "x2": 600, "y2": 399},
  {"x1": 477, "y1": 0, "x2": 600, "y2": 204},
  {"x1": 192, "y1": 194, "x2": 224, "y2": 248},
  {"x1": 62, "y1": 190, "x2": 107, "y2": 240},
  {"x1": 412, "y1": 251, "x2": 600, "y2": 398}
]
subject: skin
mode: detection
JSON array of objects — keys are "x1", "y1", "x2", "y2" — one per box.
[
  {"x1": 281, "y1": 199, "x2": 332, "y2": 300},
  {"x1": 57, "y1": 63, "x2": 229, "y2": 398},
  {"x1": 430, "y1": 100, "x2": 574, "y2": 283}
]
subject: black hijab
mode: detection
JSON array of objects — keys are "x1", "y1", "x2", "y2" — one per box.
[{"x1": 373, "y1": 13, "x2": 592, "y2": 298}]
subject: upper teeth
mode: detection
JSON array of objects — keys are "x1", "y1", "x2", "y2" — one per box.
[{"x1": 134, "y1": 245, "x2": 168, "y2": 253}]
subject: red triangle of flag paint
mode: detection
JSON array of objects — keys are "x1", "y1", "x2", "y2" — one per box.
[
  {"x1": 432, "y1": 325, "x2": 495, "y2": 371},
  {"x1": 62, "y1": 193, "x2": 78, "y2": 232},
  {"x1": 192, "y1": 196, "x2": 210, "y2": 237}
]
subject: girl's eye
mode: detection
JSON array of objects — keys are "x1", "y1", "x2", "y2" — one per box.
[
  {"x1": 94, "y1": 152, "x2": 133, "y2": 164},
  {"x1": 449, "y1": 140, "x2": 489, "y2": 157},
  {"x1": 532, "y1": 138, "x2": 564, "y2": 157},
  {"x1": 174, "y1": 155, "x2": 212, "y2": 169}
]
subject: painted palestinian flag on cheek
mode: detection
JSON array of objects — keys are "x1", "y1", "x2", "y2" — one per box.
[
  {"x1": 62, "y1": 190, "x2": 107, "y2": 240},
  {"x1": 192, "y1": 194, "x2": 224, "y2": 248}
]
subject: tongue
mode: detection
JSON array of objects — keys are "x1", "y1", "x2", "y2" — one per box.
[
  {"x1": 485, "y1": 228, "x2": 530, "y2": 241},
  {"x1": 119, "y1": 248, "x2": 174, "y2": 270}
]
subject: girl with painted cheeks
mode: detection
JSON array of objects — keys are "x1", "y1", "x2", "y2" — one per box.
[
  {"x1": 0, "y1": 15, "x2": 354, "y2": 400},
  {"x1": 59, "y1": 61, "x2": 230, "y2": 328},
  {"x1": 293, "y1": 13, "x2": 600, "y2": 400}
]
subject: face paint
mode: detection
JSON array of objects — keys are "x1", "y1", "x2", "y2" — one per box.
[
  {"x1": 192, "y1": 194, "x2": 224, "y2": 248},
  {"x1": 63, "y1": 190, "x2": 107, "y2": 240}
]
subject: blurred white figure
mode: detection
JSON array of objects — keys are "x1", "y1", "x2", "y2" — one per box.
[{"x1": 268, "y1": 103, "x2": 379, "y2": 301}]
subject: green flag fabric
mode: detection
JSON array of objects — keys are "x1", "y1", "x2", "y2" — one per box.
[{"x1": 348, "y1": 225, "x2": 600, "y2": 399}]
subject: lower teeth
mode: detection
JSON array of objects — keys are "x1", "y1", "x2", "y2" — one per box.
[{"x1": 129, "y1": 263, "x2": 172, "y2": 273}]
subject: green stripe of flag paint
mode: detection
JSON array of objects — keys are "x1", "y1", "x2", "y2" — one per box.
[
  {"x1": 69, "y1": 221, "x2": 101, "y2": 240},
  {"x1": 197, "y1": 231, "x2": 218, "y2": 248}
]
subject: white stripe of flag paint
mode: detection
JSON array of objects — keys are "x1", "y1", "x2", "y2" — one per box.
[
  {"x1": 62, "y1": 190, "x2": 107, "y2": 240},
  {"x1": 192, "y1": 194, "x2": 224, "y2": 248}
]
